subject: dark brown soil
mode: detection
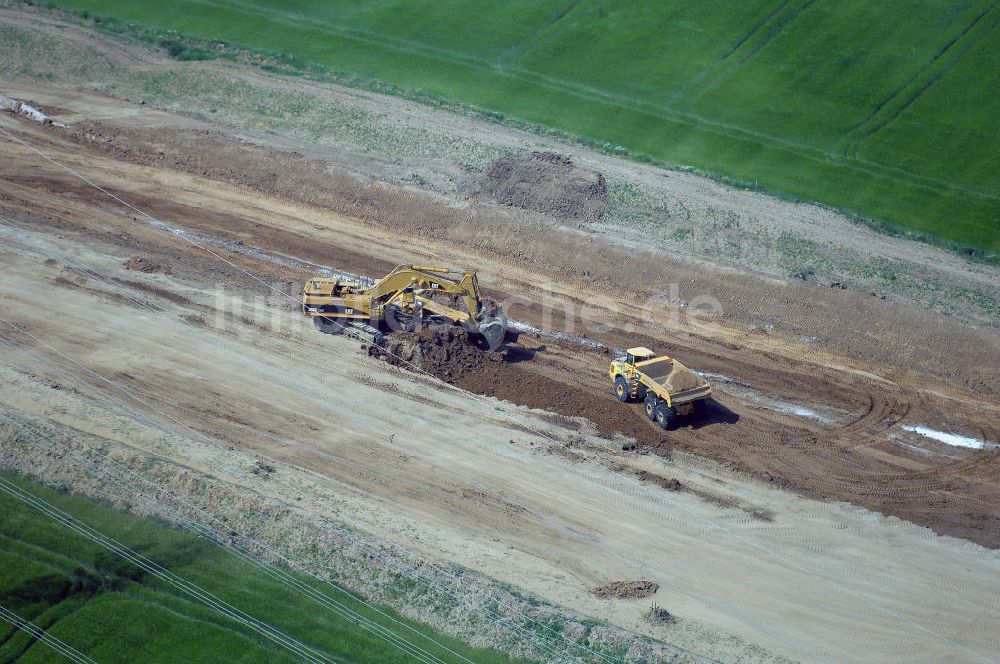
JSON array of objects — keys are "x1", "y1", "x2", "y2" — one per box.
[
  {"x1": 646, "y1": 605, "x2": 675, "y2": 624},
  {"x1": 473, "y1": 151, "x2": 607, "y2": 223},
  {"x1": 124, "y1": 255, "x2": 168, "y2": 273},
  {"x1": 382, "y1": 326, "x2": 504, "y2": 382},
  {"x1": 633, "y1": 470, "x2": 684, "y2": 491},
  {"x1": 379, "y1": 327, "x2": 672, "y2": 446},
  {"x1": 592, "y1": 580, "x2": 660, "y2": 599},
  {"x1": 455, "y1": 361, "x2": 671, "y2": 448}
]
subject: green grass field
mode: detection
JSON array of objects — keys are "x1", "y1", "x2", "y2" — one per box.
[
  {"x1": 0, "y1": 471, "x2": 531, "y2": 663},
  {"x1": 28, "y1": 0, "x2": 1000, "y2": 253}
]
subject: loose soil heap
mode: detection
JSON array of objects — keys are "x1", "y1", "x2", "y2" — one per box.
[
  {"x1": 382, "y1": 326, "x2": 503, "y2": 381},
  {"x1": 649, "y1": 359, "x2": 706, "y2": 393},
  {"x1": 124, "y1": 256, "x2": 168, "y2": 273},
  {"x1": 473, "y1": 151, "x2": 608, "y2": 223},
  {"x1": 592, "y1": 580, "x2": 660, "y2": 599},
  {"x1": 647, "y1": 605, "x2": 675, "y2": 625}
]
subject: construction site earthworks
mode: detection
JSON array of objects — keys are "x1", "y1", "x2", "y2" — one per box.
[{"x1": 1, "y1": 4, "x2": 999, "y2": 664}]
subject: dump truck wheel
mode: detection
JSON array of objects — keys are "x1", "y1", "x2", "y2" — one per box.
[
  {"x1": 614, "y1": 377, "x2": 631, "y2": 402},
  {"x1": 654, "y1": 403, "x2": 675, "y2": 429},
  {"x1": 643, "y1": 394, "x2": 658, "y2": 420}
]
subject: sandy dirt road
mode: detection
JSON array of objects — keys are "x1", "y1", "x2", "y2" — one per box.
[{"x1": 2, "y1": 98, "x2": 1000, "y2": 664}]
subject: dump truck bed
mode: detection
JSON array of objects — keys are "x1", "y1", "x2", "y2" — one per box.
[{"x1": 636, "y1": 357, "x2": 711, "y2": 404}]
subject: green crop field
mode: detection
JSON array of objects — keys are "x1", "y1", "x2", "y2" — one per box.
[
  {"x1": 0, "y1": 472, "x2": 530, "y2": 663},
  {"x1": 30, "y1": 0, "x2": 1000, "y2": 253}
]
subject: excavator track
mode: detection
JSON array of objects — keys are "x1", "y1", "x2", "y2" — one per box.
[
  {"x1": 313, "y1": 317, "x2": 385, "y2": 349},
  {"x1": 346, "y1": 321, "x2": 385, "y2": 349}
]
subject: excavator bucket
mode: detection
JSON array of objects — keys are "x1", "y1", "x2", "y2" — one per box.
[{"x1": 478, "y1": 316, "x2": 507, "y2": 352}]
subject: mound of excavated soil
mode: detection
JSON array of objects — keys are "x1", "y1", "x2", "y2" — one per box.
[
  {"x1": 382, "y1": 326, "x2": 503, "y2": 381},
  {"x1": 473, "y1": 151, "x2": 607, "y2": 223},
  {"x1": 591, "y1": 580, "x2": 659, "y2": 599},
  {"x1": 660, "y1": 362, "x2": 705, "y2": 393},
  {"x1": 124, "y1": 256, "x2": 168, "y2": 274},
  {"x1": 646, "y1": 605, "x2": 675, "y2": 624},
  {"x1": 632, "y1": 470, "x2": 684, "y2": 492}
]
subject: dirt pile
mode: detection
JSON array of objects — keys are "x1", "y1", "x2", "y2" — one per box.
[
  {"x1": 382, "y1": 326, "x2": 503, "y2": 382},
  {"x1": 592, "y1": 580, "x2": 659, "y2": 599},
  {"x1": 124, "y1": 256, "x2": 168, "y2": 273},
  {"x1": 633, "y1": 469, "x2": 684, "y2": 491},
  {"x1": 642, "y1": 358, "x2": 706, "y2": 393},
  {"x1": 473, "y1": 151, "x2": 607, "y2": 223},
  {"x1": 646, "y1": 604, "x2": 675, "y2": 625}
]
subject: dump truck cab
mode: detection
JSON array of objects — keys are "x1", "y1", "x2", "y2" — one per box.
[
  {"x1": 609, "y1": 346, "x2": 654, "y2": 395},
  {"x1": 624, "y1": 347, "x2": 655, "y2": 366},
  {"x1": 610, "y1": 346, "x2": 711, "y2": 429}
]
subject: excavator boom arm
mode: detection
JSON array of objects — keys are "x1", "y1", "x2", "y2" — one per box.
[{"x1": 366, "y1": 265, "x2": 483, "y2": 318}]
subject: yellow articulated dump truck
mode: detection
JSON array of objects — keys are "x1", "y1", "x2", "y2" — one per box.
[{"x1": 610, "y1": 347, "x2": 712, "y2": 429}]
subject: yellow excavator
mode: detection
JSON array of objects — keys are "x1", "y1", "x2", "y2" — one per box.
[{"x1": 302, "y1": 265, "x2": 507, "y2": 350}]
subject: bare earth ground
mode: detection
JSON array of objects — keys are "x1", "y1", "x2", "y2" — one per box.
[{"x1": 2, "y1": 6, "x2": 1000, "y2": 664}]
